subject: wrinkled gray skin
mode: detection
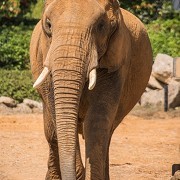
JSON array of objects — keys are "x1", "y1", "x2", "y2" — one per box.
[{"x1": 30, "y1": 0, "x2": 152, "y2": 179}]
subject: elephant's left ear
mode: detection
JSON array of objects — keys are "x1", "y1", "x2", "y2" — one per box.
[{"x1": 99, "y1": 9, "x2": 131, "y2": 72}]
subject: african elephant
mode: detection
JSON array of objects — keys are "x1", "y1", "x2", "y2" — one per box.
[{"x1": 30, "y1": 0, "x2": 152, "y2": 179}]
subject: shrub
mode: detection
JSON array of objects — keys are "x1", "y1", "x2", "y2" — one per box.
[
  {"x1": 147, "y1": 18, "x2": 180, "y2": 57},
  {"x1": 0, "y1": 0, "x2": 37, "y2": 21},
  {"x1": 0, "y1": 69, "x2": 40, "y2": 102},
  {"x1": 120, "y1": 0, "x2": 178, "y2": 23},
  {"x1": 0, "y1": 25, "x2": 33, "y2": 70}
]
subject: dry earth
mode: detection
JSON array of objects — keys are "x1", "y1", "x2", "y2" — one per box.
[{"x1": 0, "y1": 107, "x2": 180, "y2": 180}]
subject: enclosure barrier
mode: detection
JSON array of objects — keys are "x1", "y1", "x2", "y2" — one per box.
[{"x1": 164, "y1": 57, "x2": 180, "y2": 112}]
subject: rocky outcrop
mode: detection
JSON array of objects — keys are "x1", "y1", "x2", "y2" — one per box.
[
  {"x1": 0, "y1": 96, "x2": 42, "y2": 114},
  {"x1": 140, "y1": 54, "x2": 180, "y2": 109},
  {"x1": 0, "y1": 96, "x2": 17, "y2": 108}
]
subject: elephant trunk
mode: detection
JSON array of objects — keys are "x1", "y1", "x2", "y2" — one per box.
[
  {"x1": 52, "y1": 45, "x2": 87, "y2": 179},
  {"x1": 33, "y1": 27, "x2": 98, "y2": 179}
]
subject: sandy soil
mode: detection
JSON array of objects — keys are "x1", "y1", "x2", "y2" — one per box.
[{"x1": 0, "y1": 109, "x2": 180, "y2": 180}]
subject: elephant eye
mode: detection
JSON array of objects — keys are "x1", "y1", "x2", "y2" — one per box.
[
  {"x1": 44, "y1": 18, "x2": 52, "y2": 37},
  {"x1": 97, "y1": 20, "x2": 106, "y2": 33},
  {"x1": 46, "y1": 19, "x2": 51, "y2": 30}
]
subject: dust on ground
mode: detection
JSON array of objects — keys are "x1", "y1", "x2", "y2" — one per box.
[{"x1": 0, "y1": 107, "x2": 180, "y2": 180}]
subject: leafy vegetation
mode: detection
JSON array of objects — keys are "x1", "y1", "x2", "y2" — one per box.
[
  {"x1": 0, "y1": 0, "x2": 179, "y2": 101},
  {"x1": 0, "y1": 0, "x2": 37, "y2": 21},
  {"x1": 0, "y1": 25, "x2": 33, "y2": 70},
  {"x1": 120, "y1": 0, "x2": 179, "y2": 23},
  {"x1": 0, "y1": 69, "x2": 39, "y2": 102},
  {"x1": 147, "y1": 18, "x2": 180, "y2": 57}
]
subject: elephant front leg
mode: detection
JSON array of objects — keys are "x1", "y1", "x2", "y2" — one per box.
[
  {"x1": 84, "y1": 111, "x2": 113, "y2": 180},
  {"x1": 46, "y1": 140, "x2": 61, "y2": 180},
  {"x1": 43, "y1": 107, "x2": 61, "y2": 180}
]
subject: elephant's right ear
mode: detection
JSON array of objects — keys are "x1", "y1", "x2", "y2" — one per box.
[{"x1": 99, "y1": 10, "x2": 131, "y2": 73}]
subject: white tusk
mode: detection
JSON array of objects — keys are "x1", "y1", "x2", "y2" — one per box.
[
  {"x1": 33, "y1": 67, "x2": 50, "y2": 89},
  {"x1": 88, "y1": 68, "x2": 97, "y2": 90}
]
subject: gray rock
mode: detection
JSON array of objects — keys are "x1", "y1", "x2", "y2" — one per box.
[
  {"x1": 23, "y1": 98, "x2": 42, "y2": 109},
  {"x1": 168, "y1": 80, "x2": 180, "y2": 108},
  {"x1": 0, "y1": 96, "x2": 17, "y2": 107},
  {"x1": 141, "y1": 79, "x2": 180, "y2": 108},
  {"x1": 152, "y1": 53, "x2": 174, "y2": 84},
  {"x1": 171, "y1": 170, "x2": 180, "y2": 180},
  {"x1": 13, "y1": 103, "x2": 32, "y2": 114},
  {"x1": 140, "y1": 89, "x2": 164, "y2": 107},
  {"x1": 147, "y1": 74, "x2": 163, "y2": 90},
  {"x1": 0, "y1": 103, "x2": 13, "y2": 114}
]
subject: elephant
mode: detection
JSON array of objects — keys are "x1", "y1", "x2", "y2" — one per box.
[{"x1": 30, "y1": 0, "x2": 152, "y2": 179}]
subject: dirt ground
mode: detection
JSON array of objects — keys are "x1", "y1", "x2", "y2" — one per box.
[{"x1": 0, "y1": 107, "x2": 180, "y2": 180}]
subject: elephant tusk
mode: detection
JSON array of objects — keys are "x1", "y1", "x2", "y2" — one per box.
[
  {"x1": 88, "y1": 68, "x2": 97, "y2": 90},
  {"x1": 33, "y1": 67, "x2": 50, "y2": 89}
]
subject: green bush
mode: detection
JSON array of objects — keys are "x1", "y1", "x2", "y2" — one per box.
[
  {"x1": 0, "y1": 69, "x2": 40, "y2": 102},
  {"x1": 0, "y1": 24, "x2": 33, "y2": 70},
  {"x1": 120, "y1": 0, "x2": 179, "y2": 23},
  {"x1": 147, "y1": 18, "x2": 180, "y2": 57},
  {"x1": 0, "y1": 0, "x2": 37, "y2": 21}
]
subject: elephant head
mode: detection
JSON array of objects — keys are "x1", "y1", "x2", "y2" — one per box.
[
  {"x1": 31, "y1": 0, "x2": 152, "y2": 179},
  {"x1": 34, "y1": 0, "x2": 121, "y2": 89}
]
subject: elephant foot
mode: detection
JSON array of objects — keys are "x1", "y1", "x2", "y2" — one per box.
[{"x1": 45, "y1": 170, "x2": 61, "y2": 180}]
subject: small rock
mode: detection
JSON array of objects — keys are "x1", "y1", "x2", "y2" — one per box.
[
  {"x1": 145, "y1": 87, "x2": 152, "y2": 92},
  {"x1": 0, "y1": 96, "x2": 17, "y2": 108},
  {"x1": 13, "y1": 103, "x2": 32, "y2": 114},
  {"x1": 147, "y1": 74, "x2": 163, "y2": 90},
  {"x1": 171, "y1": 170, "x2": 180, "y2": 180},
  {"x1": 152, "y1": 53, "x2": 174, "y2": 84},
  {"x1": 23, "y1": 98, "x2": 42, "y2": 109}
]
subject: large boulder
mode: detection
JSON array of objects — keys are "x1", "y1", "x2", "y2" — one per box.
[
  {"x1": 141, "y1": 79, "x2": 180, "y2": 108},
  {"x1": 0, "y1": 96, "x2": 17, "y2": 108},
  {"x1": 152, "y1": 53, "x2": 174, "y2": 84},
  {"x1": 140, "y1": 89, "x2": 164, "y2": 107}
]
